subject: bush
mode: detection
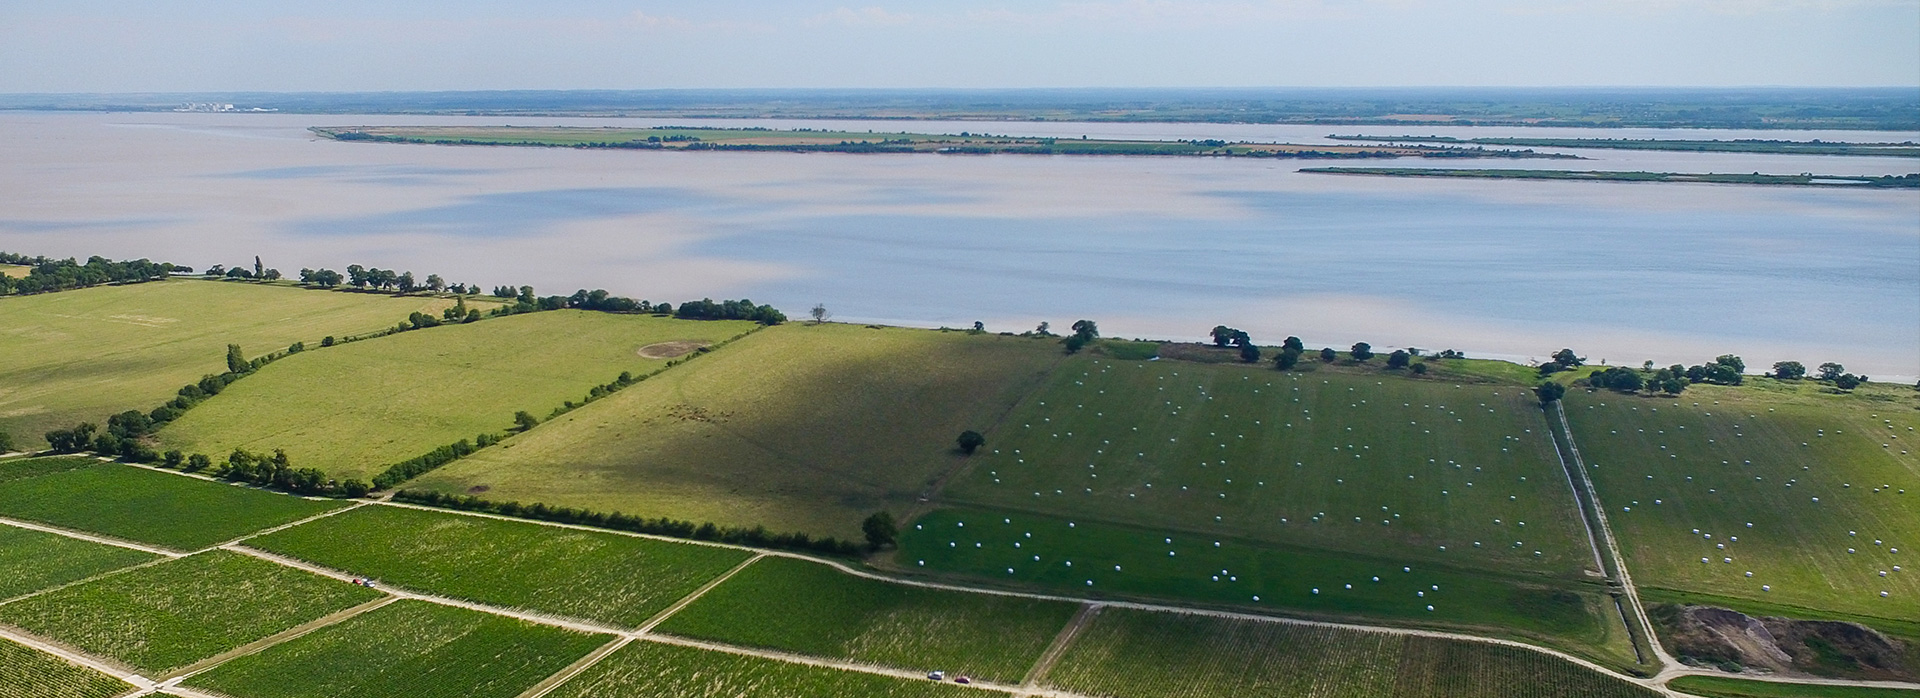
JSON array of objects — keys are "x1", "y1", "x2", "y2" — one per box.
[
  {"x1": 956, "y1": 430, "x2": 986, "y2": 455},
  {"x1": 1387, "y1": 350, "x2": 1410, "y2": 369}
]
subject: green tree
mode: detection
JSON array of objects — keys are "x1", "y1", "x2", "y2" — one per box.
[
  {"x1": 1835, "y1": 374, "x2": 1864, "y2": 390},
  {"x1": 862, "y1": 511, "x2": 898, "y2": 550},
  {"x1": 971, "y1": 321, "x2": 985, "y2": 333},
  {"x1": 1387, "y1": 349, "x2": 1411, "y2": 369},
  {"x1": 1071, "y1": 320, "x2": 1099, "y2": 340},
  {"x1": 1239, "y1": 342, "x2": 1260, "y2": 363},
  {"x1": 1714, "y1": 354, "x2": 1745, "y2": 374},
  {"x1": 1818, "y1": 362, "x2": 1845, "y2": 380},
  {"x1": 1551, "y1": 348, "x2": 1585, "y2": 368},
  {"x1": 0, "y1": 430, "x2": 14, "y2": 453},
  {"x1": 1274, "y1": 346, "x2": 1302, "y2": 370},
  {"x1": 426, "y1": 274, "x2": 445, "y2": 292},
  {"x1": 956, "y1": 430, "x2": 986, "y2": 455},
  {"x1": 1063, "y1": 334, "x2": 1089, "y2": 354},
  {"x1": 1536, "y1": 382, "x2": 1567, "y2": 404},
  {"x1": 225, "y1": 344, "x2": 247, "y2": 374},
  {"x1": 810, "y1": 303, "x2": 829, "y2": 324},
  {"x1": 186, "y1": 453, "x2": 212, "y2": 471},
  {"x1": 1350, "y1": 342, "x2": 1373, "y2": 362},
  {"x1": 1283, "y1": 336, "x2": 1304, "y2": 352},
  {"x1": 1320, "y1": 347, "x2": 1338, "y2": 362},
  {"x1": 1771, "y1": 361, "x2": 1806, "y2": 380},
  {"x1": 513, "y1": 411, "x2": 540, "y2": 431}
]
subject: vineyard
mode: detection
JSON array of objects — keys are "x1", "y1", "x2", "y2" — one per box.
[
  {"x1": 657, "y1": 556, "x2": 1077, "y2": 683},
  {"x1": 0, "y1": 637, "x2": 127, "y2": 698},
  {"x1": 0, "y1": 456, "x2": 95, "y2": 485},
  {"x1": 0, "y1": 462, "x2": 345, "y2": 550},
  {"x1": 546, "y1": 640, "x2": 979, "y2": 698},
  {"x1": 0, "y1": 550, "x2": 381, "y2": 675},
  {"x1": 245, "y1": 504, "x2": 752, "y2": 626},
  {"x1": 0, "y1": 524, "x2": 155, "y2": 600},
  {"x1": 1665, "y1": 675, "x2": 1920, "y2": 698},
  {"x1": 186, "y1": 599, "x2": 611, "y2": 698},
  {"x1": 1040, "y1": 608, "x2": 1657, "y2": 698}
]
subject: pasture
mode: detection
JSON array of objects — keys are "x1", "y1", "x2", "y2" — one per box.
[
  {"x1": 657, "y1": 556, "x2": 1076, "y2": 683},
  {"x1": 0, "y1": 550, "x2": 381, "y2": 676},
  {"x1": 0, "y1": 461, "x2": 345, "y2": 550},
  {"x1": 1041, "y1": 607, "x2": 1658, "y2": 698},
  {"x1": 0, "y1": 279, "x2": 451, "y2": 448},
  {"x1": 157, "y1": 310, "x2": 757, "y2": 481},
  {"x1": 0, "y1": 525, "x2": 156, "y2": 600},
  {"x1": 1665, "y1": 675, "x2": 1920, "y2": 698},
  {"x1": 898, "y1": 507, "x2": 1629, "y2": 665},
  {"x1": 1561, "y1": 381, "x2": 1919, "y2": 624},
  {"x1": 545, "y1": 640, "x2": 978, "y2": 698},
  {"x1": 186, "y1": 599, "x2": 611, "y2": 698},
  {"x1": 0, "y1": 637, "x2": 128, "y2": 698},
  {"x1": 940, "y1": 357, "x2": 1596, "y2": 579},
  {"x1": 246, "y1": 504, "x2": 751, "y2": 627},
  {"x1": 0, "y1": 264, "x2": 29, "y2": 279},
  {"x1": 412, "y1": 323, "x2": 1063, "y2": 538}
]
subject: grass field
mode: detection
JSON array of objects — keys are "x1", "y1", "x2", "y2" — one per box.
[
  {"x1": 940, "y1": 356, "x2": 1595, "y2": 579},
  {"x1": 0, "y1": 264, "x2": 29, "y2": 279},
  {"x1": 157, "y1": 311, "x2": 757, "y2": 481},
  {"x1": 1041, "y1": 607, "x2": 1658, "y2": 698},
  {"x1": 1561, "y1": 381, "x2": 1919, "y2": 624},
  {"x1": 0, "y1": 279, "x2": 453, "y2": 448},
  {"x1": 0, "y1": 461, "x2": 346, "y2": 550},
  {"x1": 0, "y1": 456, "x2": 93, "y2": 484},
  {"x1": 246, "y1": 504, "x2": 752, "y2": 627},
  {"x1": 186, "y1": 599, "x2": 610, "y2": 698},
  {"x1": 412, "y1": 323, "x2": 1063, "y2": 537},
  {"x1": 545, "y1": 640, "x2": 979, "y2": 698},
  {"x1": 1666, "y1": 675, "x2": 1920, "y2": 698},
  {"x1": 0, "y1": 550, "x2": 381, "y2": 676},
  {"x1": 0, "y1": 525, "x2": 156, "y2": 601},
  {"x1": 657, "y1": 556, "x2": 1076, "y2": 683},
  {"x1": 0, "y1": 636, "x2": 129, "y2": 698}
]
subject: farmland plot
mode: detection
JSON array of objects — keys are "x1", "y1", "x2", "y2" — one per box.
[
  {"x1": 246, "y1": 504, "x2": 750, "y2": 627},
  {"x1": 0, "y1": 525, "x2": 155, "y2": 600},
  {"x1": 0, "y1": 456, "x2": 93, "y2": 485},
  {"x1": 0, "y1": 462, "x2": 346, "y2": 550},
  {"x1": 0, "y1": 550, "x2": 381, "y2": 676},
  {"x1": 657, "y1": 556, "x2": 1075, "y2": 683},
  {"x1": 186, "y1": 600, "x2": 610, "y2": 698},
  {"x1": 545, "y1": 640, "x2": 978, "y2": 698},
  {"x1": 0, "y1": 637, "x2": 128, "y2": 698}
]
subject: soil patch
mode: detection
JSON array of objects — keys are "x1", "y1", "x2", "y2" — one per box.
[
  {"x1": 1652, "y1": 604, "x2": 1917, "y2": 681},
  {"x1": 637, "y1": 340, "x2": 710, "y2": 360}
]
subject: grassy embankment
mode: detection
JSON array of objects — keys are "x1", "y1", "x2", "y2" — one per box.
[
  {"x1": 157, "y1": 310, "x2": 757, "y2": 482},
  {"x1": 1328, "y1": 135, "x2": 1920, "y2": 157},
  {"x1": 410, "y1": 323, "x2": 1065, "y2": 538},
  {"x1": 0, "y1": 278, "x2": 455, "y2": 448},
  {"x1": 1302, "y1": 168, "x2": 1920, "y2": 188}
]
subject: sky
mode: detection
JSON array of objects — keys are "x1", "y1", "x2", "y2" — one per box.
[{"x1": 1, "y1": 0, "x2": 1916, "y2": 92}]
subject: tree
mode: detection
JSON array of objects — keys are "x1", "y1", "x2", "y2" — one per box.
[
  {"x1": 1592, "y1": 366, "x2": 1645, "y2": 393},
  {"x1": 186, "y1": 453, "x2": 212, "y2": 471},
  {"x1": 45, "y1": 423, "x2": 97, "y2": 453},
  {"x1": 1283, "y1": 336, "x2": 1304, "y2": 353},
  {"x1": 513, "y1": 411, "x2": 539, "y2": 431},
  {"x1": 1835, "y1": 374, "x2": 1864, "y2": 390},
  {"x1": 1320, "y1": 347, "x2": 1338, "y2": 362},
  {"x1": 426, "y1": 274, "x2": 445, "y2": 292},
  {"x1": 1035, "y1": 321, "x2": 1052, "y2": 336},
  {"x1": 956, "y1": 430, "x2": 986, "y2": 455},
  {"x1": 1387, "y1": 350, "x2": 1410, "y2": 369},
  {"x1": 971, "y1": 321, "x2": 985, "y2": 334},
  {"x1": 226, "y1": 344, "x2": 247, "y2": 374},
  {"x1": 1818, "y1": 362, "x2": 1845, "y2": 381},
  {"x1": 1063, "y1": 334, "x2": 1089, "y2": 354},
  {"x1": 810, "y1": 303, "x2": 830, "y2": 324},
  {"x1": 1071, "y1": 320, "x2": 1099, "y2": 340},
  {"x1": 398, "y1": 271, "x2": 417, "y2": 293},
  {"x1": 1411, "y1": 363, "x2": 1428, "y2": 375},
  {"x1": 1771, "y1": 361, "x2": 1806, "y2": 380},
  {"x1": 1239, "y1": 342, "x2": 1260, "y2": 363},
  {"x1": 1536, "y1": 382, "x2": 1566, "y2": 404},
  {"x1": 1714, "y1": 354, "x2": 1745, "y2": 375},
  {"x1": 1350, "y1": 342, "x2": 1373, "y2": 362},
  {"x1": 1274, "y1": 346, "x2": 1302, "y2": 370},
  {"x1": 1551, "y1": 348, "x2": 1585, "y2": 368},
  {"x1": 0, "y1": 430, "x2": 14, "y2": 453},
  {"x1": 260, "y1": 268, "x2": 281, "y2": 281},
  {"x1": 253, "y1": 256, "x2": 264, "y2": 278},
  {"x1": 346, "y1": 264, "x2": 367, "y2": 288},
  {"x1": 862, "y1": 511, "x2": 898, "y2": 550}
]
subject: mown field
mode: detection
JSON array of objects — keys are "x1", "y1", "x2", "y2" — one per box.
[
  {"x1": 187, "y1": 599, "x2": 610, "y2": 698},
  {"x1": 157, "y1": 311, "x2": 757, "y2": 480},
  {"x1": 1666, "y1": 675, "x2": 1920, "y2": 698},
  {"x1": 941, "y1": 356, "x2": 1596, "y2": 578},
  {"x1": 1562, "y1": 381, "x2": 1919, "y2": 623},
  {"x1": 0, "y1": 524, "x2": 156, "y2": 601},
  {"x1": 0, "y1": 279, "x2": 453, "y2": 448},
  {"x1": 898, "y1": 507, "x2": 1626, "y2": 662},
  {"x1": 412, "y1": 323, "x2": 1063, "y2": 537},
  {"x1": 0, "y1": 550, "x2": 381, "y2": 676},
  {"x1": 658, "y1": 556, "x2": 1076, "y2": 683},
  {"x1": 545, "y1": 640, "x2": 979, "y2": 698},
  {"x1": 0, "y1": 461, "x2": 345, "y2": 550},
  {"x1": 246, "y1": 504, "x2": 751, "y2": 627},
  {"x1": 0, "y1": 636, "x2": 128, "y2": 698},
  {"x1": 1041, "y1": 608, "x2": 1658, "y2": 698}
]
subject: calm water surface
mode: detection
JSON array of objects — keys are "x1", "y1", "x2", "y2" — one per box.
[{"x1": 2, "y1": 112, "x2": 1915, "y2": 377}]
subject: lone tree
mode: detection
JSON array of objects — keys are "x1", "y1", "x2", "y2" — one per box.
[
  {"x1": 1350, "y1": 342, "x2": 1373, "y2": 362},
  {"x1": 863, "y1": 511, "x2": 898, "y2": 550},
  {"x1": 1320, "y1": 347, "x2": 1338, "y2": 363},
  {"x1": 226, "y1": 344, "x2": 248, "y2": 374},
  {"x1": 1536, "y1": 381, "x2": 1567, "y2": 404},
  {"x1": 810, "y1": 303, "x2": 830, "y2": 324},
  {"x1": 1387, "y1": 349, "x2": 1411, "y2": 369},
  {"x1": 513, "y1": 411, "x2": 540, "y2": 431},
  {"x1": 956, "y1": 430, "x2": 986, "y2": 455},
  {"x1": 1274, "y1": 346, "x2": 1303, "y2": 370},
  {"x1": 1771, "y1": 361, "x2": 1806, "y2": 380},
  {"x1": 1239, "y1": 342, "x2": 1260, "y2": 363},
  {"x1": 1818, "y1": 362, "x2": 1845, "y2": 381},
  {"x1": 1551, "y1": 348, "x2": 1585, "y2": 368},
  {"x1": 971, "y1": 321, "x2": 985, "y2": 333},
  {"x1": 1071, "y1": 320, "x2": 1099, "y2": 340}
]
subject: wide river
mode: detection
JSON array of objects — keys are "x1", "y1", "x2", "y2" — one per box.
[{"x1": 2, "y1": 112, "x2": 1916, "y2": 378}]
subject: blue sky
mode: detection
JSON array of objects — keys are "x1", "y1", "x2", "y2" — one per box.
[{"x1": 2, "y1": 0, "x2": 1915, "y2": 92}]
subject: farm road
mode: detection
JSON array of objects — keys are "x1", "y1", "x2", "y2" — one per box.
[{"x1": 0, "y1": 623, "x2": 155, "y2": 694}]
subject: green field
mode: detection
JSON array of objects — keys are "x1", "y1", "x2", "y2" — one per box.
[
  {"x1": 941, "y1": 357, "x2": 1595, "y2": 578},
  {"x1": 0, "y1": 279, "x2": 453, "y2": 448},
  {"x1": 546, "y1": 640, "x2": 978, "y2": 698},
  {"x1": 657, "y1": 556, "x2": 1076, "y2": 683},
  {"x1": 1562, "y1": 381, "x2": 1919, "y2": 623},
  {"x1": 0, "y1": 456, "x2": 94, "y2": 484},
  {"x1": 1668, "y1": 675, "x2": 1920, "y2": 698},
  {"x1": 1042, "y1": 607, "x2": 1657, "y2": 698},
  {"x1": 158, "y1": 310, "x2": 757, "y2": 480},
  {"x1": 0, "y1": 637, "x2": 129, "y2": 698},
  {"x1": 0, "y1": 264, "x2": 29, "y2": 279},
  {"x1": 0, "y1": 524, "x2": 156, "y2": 601},
  {"x1": 246, "y1": 504, "x2": 752, "y2": 627},
  {"x1": 187, "y1": 599, "x2": 609, "y2": 698},
  {"x1": 412, "y1": 323, "x2": 1063, "y2": 537},
  {"x1": 0, "y1": 550, "x2": 381, "y2": 676},
  {"x1": 0, "y1": 461, "x2": 345, "y2": 550}
]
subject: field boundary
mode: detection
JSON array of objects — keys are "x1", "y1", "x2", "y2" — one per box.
[
  {"x1": 0, "y1": 513, "x2": 184, "y2": 558},
  {"x1": 1019, "y1": 603, "x2": 1101, "y2": 693},
  {"x1": 512, "y1": 636, "x2": 635, "y2": 698},
  {"x1": 0, "y1": 624, "x2": 154, "y2": 693},
  {"x1": 636, "y1": 553, "x2": 766, "y2": 633},
  {"x1": 156, "y1": 596, "x2": 399, "y2": 682}
]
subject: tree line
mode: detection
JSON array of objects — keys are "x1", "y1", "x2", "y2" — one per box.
[{"x1": 0, "y1": 253, "x2": 181, "y2": 296}]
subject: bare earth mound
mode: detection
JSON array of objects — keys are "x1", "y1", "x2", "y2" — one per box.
[
  {"x1": 1653, "y1": 604, "x2": 1918, "y2": 681},
  {"x1": 637, "y1": 340, "x2": 710, "y2": 359}
]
